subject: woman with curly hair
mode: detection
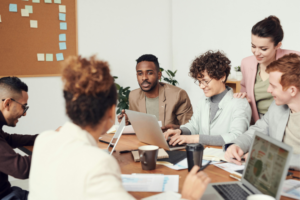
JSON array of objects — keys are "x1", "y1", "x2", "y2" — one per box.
[
  {"x1": 28, "y1": 56, "x2": 211, "y2": 200},
  {"x1": 234, "y1": 16, "x2": 300, "y2": 124},
  {"x1": 164, "y1": 51, "x2": 252, "y2": 146}
]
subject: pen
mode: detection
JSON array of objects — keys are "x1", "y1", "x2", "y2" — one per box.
[{"x1": 198, "y1": 161, "x2": 212, "y2": 172}]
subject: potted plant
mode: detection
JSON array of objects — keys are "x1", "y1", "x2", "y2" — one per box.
[
  {"x1": 159, "y1": 68, "x2": 179, "y2": 86},
  {"x1": 113, "y1": 76, "x2": 131, "y2": 115},
  {"x1": 234, "y1": 66, "x2": 242, "y2": 81}
]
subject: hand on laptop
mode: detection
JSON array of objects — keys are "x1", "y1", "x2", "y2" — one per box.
[
  {"x1": 161, "y1": 124, "x2": 180, "y2": 132},
  {"x1": 163, "y1": 129, "x2": 181, "y2": 140},
  {"x1": 224, "y1": 144, "x2": 245, "y2": 165},
  {"x1": 117, "y1": 109, "x2": 130, "y2": 125},
  {"x1": 181, "y1": 166, "x2": 211, "y2": 200},
  {"x1": 168, "y1": 135, "x2": 199, "y2": 146}
]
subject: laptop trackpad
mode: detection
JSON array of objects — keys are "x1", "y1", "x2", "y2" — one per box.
[{"x1": 201, "y1": 193, "x2": 221, "y2": 200}]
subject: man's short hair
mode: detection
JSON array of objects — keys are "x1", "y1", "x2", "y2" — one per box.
[
  {"x1": 266, "y1": 53, "x2": 300, "y2": 91},
  {"x1": 0, "y1": 77, "x2": 28, "y2": 96},
  {"x1": 136, "y1": 54, "x2": 160, "y2": 72}
]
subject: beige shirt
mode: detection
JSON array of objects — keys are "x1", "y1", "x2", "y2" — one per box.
[
  {"x1": 254, "y1": 65, "x2": 273, "y2": 114},
  {"x1": 283, "y1": 111, "x2": 300, "y2": 154},
  {"x1": 129, "y1": 82, "x2": 193, "y2": 126},
  {"x1": 146, "y1": 96, "x2": 159, "y2": 120}
]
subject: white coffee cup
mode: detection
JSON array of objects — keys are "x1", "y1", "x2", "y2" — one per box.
[{"x1": 247, "y1": 194, "x2": 275, "y2": 200}]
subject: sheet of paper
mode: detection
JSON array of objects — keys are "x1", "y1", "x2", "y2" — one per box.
[
  {"x1": 60, "y1": 22, "x2": 67, "y2": 30},
  {"x1": 25, "y1": 5, "x2": 33, "y2": 14},
  {"x1": 203, "y1": 147, "x2": 226, "y2": 161},
  {"x1": 142, "y1": 191, "x2": 181, "y2": 200},
  {"x1": 44, "y1": 0, "x2": 52, "y2": 3},
  {"x1": 281, "y1": 179, "x2": 300, "y2": 199},
  {"x1": 30, "y1": 20, "x2": 38, "y2": 28},
  {"x1": 122, "y1": 174, "x2": 178, "y2": 192},
  {"x1": 32, "y1": 0, "x2": 40, "y2": 3},
  {"x1": 46, "y1": 54, "x2": 53, "y2": 61},
  {"x1": 59, "y1": 34, "x2": 66, "y2": 41},
  {"x1": 21, "y1": 9, "x2": 29, "y2": 17},
  {"x1": 56, "y1": 53, "x2": 64, "y2": 61},
  {"x1": 59, "y1": 13, "x2": 66, "y2": 21},
  {"x1": 59, "y1": 42, "x2": 66, "y2": 50},
  {"x1": 59, "y1": 5, "x2": 66, "y2": 13},
  {"x1": 9, "y1": 4, "x2": 18, "y2": 12},
  {"x1": 158, "y1": 158, "x2": 219, "y2": 170},
  {"x1": 214, "y1": 162, "x2": 245, "y2": 174},
  {"x1": 37, "y1": 53, "x2": 44, "y2": 61},
  {"x1": 54, "y1": 0, "x2": 61, "y2": 4}
]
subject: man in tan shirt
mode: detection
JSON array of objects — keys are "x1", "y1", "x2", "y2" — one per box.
[{"x1": 118, "y1": 54, "x2": 193, "y2": 129}]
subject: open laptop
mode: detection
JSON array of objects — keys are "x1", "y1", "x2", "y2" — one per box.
[
  {"x1": 125, "y1": 110, "x2": 186, "y2": 151},
  {"x1": 103, "y1": 117, "x2": 126, "y2": 155},
  {"x1": 202, "y1": 131, "x2": 292, "y2": 200}
]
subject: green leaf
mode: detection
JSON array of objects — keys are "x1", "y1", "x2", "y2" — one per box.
[
  {"x1": 119, "y1": 87, "x2": 123, "y2": 95},
  {"x1": 160, "y1": 67, "x2": 164, "y2": 72},
  {"x1": 167, "y1": 70, "x2": 175, "y2": 77},
  {"x1": 174, "y1": 70, "x2": 177, "y2": 75},
  {"x1": 115, "y1": 83, "x2": 120, "y2": 90},
  {"x1": 123, "y1": 87, "x2": 130, "y2": 91},
  {"x1": 165, "y1": 70, "x2": 171, "y2": 77},
  {"x1": 113, "y1": 76, "x2": 118, "y2": 80},
  {"x1": 163, "y1": 77, "x2": 171, "y2": 83}
]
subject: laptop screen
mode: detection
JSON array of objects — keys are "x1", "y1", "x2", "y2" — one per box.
[{"x1": 243, "y1": 135, "x2": 289, "y2": 197}]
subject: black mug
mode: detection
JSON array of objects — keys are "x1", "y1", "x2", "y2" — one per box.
[{"x1": 186, "y1": 143, "x2": 204, "y2": 171}]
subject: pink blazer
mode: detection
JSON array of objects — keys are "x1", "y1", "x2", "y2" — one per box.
[{"x1": 240, "y1": 48, "x2": 300, "y2": 124}]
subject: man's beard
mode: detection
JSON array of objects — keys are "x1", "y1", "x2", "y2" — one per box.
[{"x1": 139, "y1": 80, "x2": 158, "y2": 92}]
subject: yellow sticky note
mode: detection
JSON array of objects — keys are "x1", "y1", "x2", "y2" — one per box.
[
  {"x1": 21, "y1": 9, "x2": 29, "y2": 17},
  {"x1": 30, "y1": 20, "x2": 38, "y2": 28},
  {"x1": 37, "y1": 54, "x2": 45, "y2": 61},
  {"x1": 59, "y1": 5, "x2": 66, "y2": 13}
]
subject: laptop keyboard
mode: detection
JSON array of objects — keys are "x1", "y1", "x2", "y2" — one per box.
[
  {"x1": 167, "y1": 140, "x2": 186, "y2": 148},
  {"x1": 213, "y1": 184, "x2": 250, "y2": 200}
]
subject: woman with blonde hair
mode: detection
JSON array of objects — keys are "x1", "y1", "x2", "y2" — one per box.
[{"x1": 28, "y1": 56, "x2": 210, "y2": 200}]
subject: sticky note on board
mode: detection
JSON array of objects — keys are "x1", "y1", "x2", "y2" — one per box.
[
  {"x1": 59, "y1": 42, "x2": 67, "y2": 50},
  {"x1": 25, "y1": 5, "x2": 33, "y2": 14},
  {"x1": 9, "y1": 4, "x2": 18, "y2": 12},
  {"x1": 22, "y1": 0, "x2": 29, "y2": 1},
  {"x1": 21, "y1": 9, "x2": 29, "y2": 17},
  {"x1": 46, "y1": 54, "x2": 53, "y2": 61},
  {"x1": 37, "y1": 53, "x2": 45, "y2": 61},
  {"x1": 56, "y1": 53, "x2": 64, "y2": 61},
  {"x1": 59, "y1": 13, "x2": 66, "y2": 21},
  {"x1": 59, "y1": 5, "x2": 66, "y2": 13},
  {"x1": 32, "y1": 0, "x2": 40, "y2": 3},
  {"x1": 30, "y1": 20, "x2": 38, "y2": 28},
  {"x1": 45, "y1": 0, "x2": 52, "y2": 3},
  {"x1": 59, "y1": 34, "x2": 66, "y2": 41},
  {"x1": 60, "y1": 22, "x2": 67, "y2": 30},
  {"x1": 54, "y1": 0, "x2": 61, "y2": 4}
]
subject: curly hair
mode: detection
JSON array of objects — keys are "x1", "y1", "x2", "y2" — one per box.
[
  {"x1": 266, "y1": 53, "x2": 300, "y2": 91},
  {"x1": 189, "y1": 51, "x2": 231, "y2": 82},
  {"x1": 61, "y1": 55, "x2": 117, "y2": 128}
]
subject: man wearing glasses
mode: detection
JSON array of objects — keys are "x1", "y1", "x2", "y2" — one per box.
[
  {"x1": 164, "y1": 51, "x2": 252, "y2": 147},
  {"x1": 0, "y1": 77, "x2": 36, "y2": 200}
]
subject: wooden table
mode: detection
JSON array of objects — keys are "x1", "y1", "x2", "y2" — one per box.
[
  {"x1": 226, "y1": 79, "x2": 241, "y2": 93},
  {"x1": 25, "y1": 134, "x2": 299, "y2": 200}
]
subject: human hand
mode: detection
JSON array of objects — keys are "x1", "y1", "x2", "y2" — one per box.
[
  {"x1": 55, "y1": 126, "x2": 62, "y2": 132},
  {"x1": 161, "y1": 124, "x2": 180, "y2": 132},
  {"x1": 117, "y1": 110, "x2": 130, "y2": 125},
  {"x1": 168, "y1": 135, "x2": 199, "y2": 146},
  {"x1": 233, "y1": 92, "x2": 251, "y2": 103},
  {"x1": 224, "y1": 144, "x2": 244, "y2": 165},
  {"x1": 181, "y1": 166, "x2": 211, "y2": 200},
  {"x1": 163, "y1": 129, "x2": 181, "y2": 140}
]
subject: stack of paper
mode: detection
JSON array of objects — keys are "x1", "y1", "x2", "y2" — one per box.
[
  {"x1": 121, "y1": 174, "x2": 179, "y2": 192},
  {"x1": 203, "y1": 147, "x2": 226, "y2": 161}
]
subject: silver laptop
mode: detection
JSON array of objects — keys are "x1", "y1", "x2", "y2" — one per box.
[
  {"x1": 125, "y1": 110, "x2": 186, "y2": 151},
  {"x1": 202, "y1": 131, "x2": 292, "y2": 200},
  {"x1": 103, "y1": 117, "x2": 126, "y2": 155}
]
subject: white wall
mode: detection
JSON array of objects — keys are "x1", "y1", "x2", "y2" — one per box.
[
  {"x1": 4, "y1": 0, "x2": 172, "y2": 135},
  {"x1": 172, "y1": 0, "x2": 300, "y2": 106}
]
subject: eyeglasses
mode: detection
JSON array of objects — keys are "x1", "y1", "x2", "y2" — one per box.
[
  {"x1": 194, "y1": 79, "x2": 212, "y2": 87},
  {"x1": 2, "y1": 98, "x2": 29, "y2": 115}
]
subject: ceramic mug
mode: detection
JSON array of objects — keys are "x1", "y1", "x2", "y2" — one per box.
[{"x1": 138, "y1": 145, "x2": 159, "y2": 170}]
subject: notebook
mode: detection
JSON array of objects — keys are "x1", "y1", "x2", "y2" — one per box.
[{"x1": 132, "y1": 148, "x2": 169, "y2": 162}]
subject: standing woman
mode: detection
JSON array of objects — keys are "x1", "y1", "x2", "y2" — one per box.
[{"x1": 235, "y1": 16, "x2": 300, "y2": 123}]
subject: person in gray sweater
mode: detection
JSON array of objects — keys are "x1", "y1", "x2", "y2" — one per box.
[
  {"x1": 225, "y1": 53, "x2": 300, "y2": 170},
  {"x1": 164, "y1": 51, "x2": 251, "y2": 146}
]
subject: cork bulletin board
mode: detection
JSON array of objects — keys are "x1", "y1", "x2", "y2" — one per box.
[{"x1": 0, "y1": 0, "x2": 77, "y2": 77}]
